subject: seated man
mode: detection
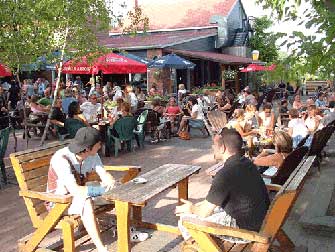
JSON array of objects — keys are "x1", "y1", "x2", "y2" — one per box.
[
  {"x1": 46, "y1": 127, "x2": 115, "y2": 252},
  {"x1": 50, "y1": 98, "x2": 67, "y2": 135},
  {"x1": 80, "y1": 93, "x2": 101, "y2": 123},
  {"x1": 176, "y1": 128, "x2": 270, "y2": 244}
]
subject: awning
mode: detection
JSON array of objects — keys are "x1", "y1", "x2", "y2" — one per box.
[
  {"x1": 62, "y1": 52, "x2": 147, "y2": 74},
  {"x1": 164, "y1": 49, "x2": 253, "y2": 65}
]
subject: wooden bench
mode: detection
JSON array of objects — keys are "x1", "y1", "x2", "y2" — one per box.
[
  {"x1": 10, "y1": 140, "x2": 141, "y2": 252},
  {"x1": 181, "y1": 155, "x2": 316, "y2": 252}
]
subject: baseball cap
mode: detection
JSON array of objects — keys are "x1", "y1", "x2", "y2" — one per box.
[{"x1": 68, "y1": 127, "x2": 102, "y2": 154}]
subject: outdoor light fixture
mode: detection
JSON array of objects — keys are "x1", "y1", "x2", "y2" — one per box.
[{"x1": 252, "y1": 50, "x2": 259, "y2": 61}]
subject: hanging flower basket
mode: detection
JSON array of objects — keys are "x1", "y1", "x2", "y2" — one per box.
[
  {"x1": 153, "y1": 69, "x2": 162, "y2": 81},
  {"x1": 223, "y1": 70, "x2": 238, "y2": 80}
]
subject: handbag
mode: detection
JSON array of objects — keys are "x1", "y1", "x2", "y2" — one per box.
[{"x1": 179, "y1": 131, "x2": 190, "y2": 140}]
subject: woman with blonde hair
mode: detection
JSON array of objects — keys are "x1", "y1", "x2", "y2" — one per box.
[{"x1": 254, "y1": 131, "x2": 293, "y2": 169}]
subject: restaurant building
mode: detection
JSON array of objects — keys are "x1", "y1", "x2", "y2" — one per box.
[{"x1": 98, "y1": 0, "x2": 254, "y2": 93}]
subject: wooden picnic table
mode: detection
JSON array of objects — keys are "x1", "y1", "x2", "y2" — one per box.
[{"x1": 103, "y1": 163, "x2": 201, "y2": 252}]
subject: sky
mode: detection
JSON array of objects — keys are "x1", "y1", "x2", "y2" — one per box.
[{"x1": 241, "y1": 0, "x2": 320, "y2": 51}]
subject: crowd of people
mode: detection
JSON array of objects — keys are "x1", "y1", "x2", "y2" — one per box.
[{"x1": 2, "y1": 75, "x2": 335, "y2": 251}]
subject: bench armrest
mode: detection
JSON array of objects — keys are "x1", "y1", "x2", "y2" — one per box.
[
  {"x1": 104, "y1": 165, "x2": 141, "y2": 172},
  {"x1": 182, "y1": 217, "x2": 270, "y2": 244},
  {"x1": 19, "y1": 190, "x2": 73, "y2": 204},
  {"x1": 104, "y1": 165, "x2": 141, "y2": 183},
  {"x1": 266, "y1": 183, "x2": 282, "y2": 192}
]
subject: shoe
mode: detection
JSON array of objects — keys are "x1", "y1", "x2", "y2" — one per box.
[{"x1": 130, "y1": 231, "x2": 149, "y2": 242}]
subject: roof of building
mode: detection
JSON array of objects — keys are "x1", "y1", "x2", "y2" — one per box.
[
  {"x1": 111, "y1": 0, "x2": 238, "y2": 32},
  {"x1": 98, "y1": 28, "x2": 218, "y2": 50},
  {"x1": 164, "y1": 49, "x2": 253, "y2": 65}
]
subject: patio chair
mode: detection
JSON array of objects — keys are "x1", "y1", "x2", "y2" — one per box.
[
  {"x1": 0, "y1": 127, "x2": 10, "y2": 186},
  {"x1": 64, "y1": 118, "x2": 86, "y2": 139},
  {"x1": 134, "y1": 110, "x2": 148, "y2": 148},
  {"x1": 106, "y1": 116, "x2": 137, "y2": 157},
  {"x1": 262, "y1": 146, "x2": 308, "y2": 186}
]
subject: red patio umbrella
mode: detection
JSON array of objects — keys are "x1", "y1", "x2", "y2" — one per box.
[
  {"x1": 62, "y1": 53, "x2": 147, "y2": 74},
  {"x1": 240, "y1": 64, "x2": 266, "y2": 72},
  {"x1": 265, "y1": 64, "x2": 276, "y2": 71},
  {"x1": 62, "y1": 57, "x2": 94, "y2": 74},
  {"x1": 95, "y1": 53, "x2": 147, "y2": 74},
  {"x1": 0, "y1": 63, "x2": 12, "y2": 77}
]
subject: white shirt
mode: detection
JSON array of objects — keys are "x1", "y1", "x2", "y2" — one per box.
[
  {"x1": 259, "y1": 111, "x2": 272, "y2": 128},
  {"x1": 288, "y1": 118, "x2": 308, "y2": 137},
  {"x1": 128, "y1": 92, "x2": 138, "y2": 107},
  {"x1": 113, "y1": 90, "x2": 123, "y2": 101},
  {"x1": 47, "y1": 147, "x2": 110, "y2": 196},
  {"x1": 191, "y1": 104, "x2": 204, "y2": 120},
  {"x1": 80, "y1": 101, "x2": 101, "y2": 123}
]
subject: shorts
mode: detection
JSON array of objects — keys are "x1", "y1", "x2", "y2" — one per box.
[
  {"x1": 178, "y1": 207, "x2": 249, "y2": 243},
  {"x1": 189, "y1": 119, "x2": 205, "y2": 128}
]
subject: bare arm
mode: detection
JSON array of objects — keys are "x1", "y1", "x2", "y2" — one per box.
[{"x1": 175, "y1": 199, "x2": 217, "y2": 218}]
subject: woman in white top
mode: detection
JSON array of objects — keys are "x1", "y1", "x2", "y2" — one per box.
[
  {"x1": 178, "y1": 96, "x2": 206, "y2": 135},
  {"x1": 125, "y1": 85, "x2": 138, "y2": 113},
  {"x1": 257, "y1": 103, "x2": 275, "y2": 130},
  {"x1": 288, "y1": 108, "x2": 309, "y2": 148},
  {"x1": 304, "y1": 105, "x2": 321, "y2": 133},
  {"x1": 112, "y1": 86, "x2": 123, "y2": 101}
]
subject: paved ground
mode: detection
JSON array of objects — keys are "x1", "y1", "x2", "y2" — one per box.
[{"x1": 1, "y1": 127, "x2": 335, "y2": 252}]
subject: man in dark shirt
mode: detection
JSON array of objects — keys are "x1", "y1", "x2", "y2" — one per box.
[
  {"x1": 50, "y1": 98, "x2": 66, "y2": 135},
  {"x1": 176, "y1": 128, "x2": 270, "y2": 241}
]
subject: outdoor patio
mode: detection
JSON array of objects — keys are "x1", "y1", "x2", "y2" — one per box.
[{"x1": 1, "y1": 129, "x2": 335, "y2": 252}]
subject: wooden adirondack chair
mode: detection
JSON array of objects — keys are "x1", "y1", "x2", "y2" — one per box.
[
  {"x1": 10, "y1": 140, "x2": 141, "y2": 252},
  {"x1": 181, "y1": 155, "x2": 316, "y2": 252},
  {"x1": 262, "y1": 146, "x2": 308, "y2": 186},
  {"x1": 207, "y1": 111, "x2": 227, "y2": 135},
  {"x1": 307, "y1": 125, "x2": 334, "y2": 171}
]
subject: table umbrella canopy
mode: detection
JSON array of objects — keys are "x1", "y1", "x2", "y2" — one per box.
[
  {"x1": 148, "y1": 53, "x2": 195, "y2": 69},
  {"x1": 0, "y1": 63, "x2": 12, "y2": 77},
  {"x1": 240, "y1": 64, "x2": 266, "y2": 72},
  {"x1": 118, "y1": 52, "x2": 151, "y2": 65},
  {"x1": 62, "y1": 53, "x2": 147, "y2": 74}
]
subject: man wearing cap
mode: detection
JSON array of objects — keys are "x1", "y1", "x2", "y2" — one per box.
[{"x1": 46, "y1": 127, "x2": 115, "y2": 252}]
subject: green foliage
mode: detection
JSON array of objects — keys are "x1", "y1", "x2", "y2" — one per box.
[
  {"x1": 0, "y1": 0, "x2": 113, "y2": 72},
  {"x1": 120, "y1": 6, "x2": 149, "y2": 36},
  {"x1": 249, "y1": 16, "x2": 282, "y2": 63},
  {"x1": 257, "y1": 0, "x2": 335, "y2": 78}
]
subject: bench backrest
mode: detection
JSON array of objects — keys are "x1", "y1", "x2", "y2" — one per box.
[
  {"x1": 260, "y1": 155, "x2": 315, "y2": 242},
  {"x1": 10, "y1": 141, "x2": 70, "y2": 227},
  {"x1": 271, "y1": 146, "x2": 308, "y2": 185},
  {"x1": 308, "y1": 126, "x2": 333, "y2": 156},
  {"x1": 207, "y1": 110, "x2": 227, "y2": 133}
]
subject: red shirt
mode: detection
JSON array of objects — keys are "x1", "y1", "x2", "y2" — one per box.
[{"x1": 166, "y1": 106, "x2": 181, "y2": 115}]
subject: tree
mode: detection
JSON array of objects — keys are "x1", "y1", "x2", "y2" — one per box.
[
  {"x1": 249, "y1": 16, "x2": 283, "y2": 63},
  {"x1": 257, "y1": 0, "x2": 335, "y2": 78}
]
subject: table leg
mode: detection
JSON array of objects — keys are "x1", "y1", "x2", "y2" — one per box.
[
  {"x1": 178, "y1": 177, "x2": 189, "y2": 205},
  {"x1": 132, "y1": 206, "x2": 142, "y2": 224},
  {"x1": 115, "y1": 200, "x2": 131, "y2": 252}
]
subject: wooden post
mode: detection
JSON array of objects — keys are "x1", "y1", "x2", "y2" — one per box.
[
  {"x1": 221, "y1": 64, "x2": 226, "y2": 89},
  {"x1": 178, "y1": 178, "x2": 189, "y2": 204},
  {"x1": 235, "y1": 66, "x2": 240, "y2": 93}
]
